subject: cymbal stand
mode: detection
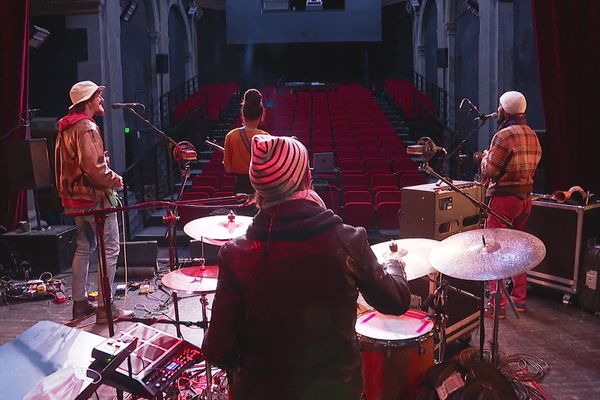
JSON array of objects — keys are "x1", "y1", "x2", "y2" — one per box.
[
  {"x1": 422, "y1": 275, "x2": 483, "y2": 363},
  {"x1": 199, "y1": 287, "x2": 213, "y2": 400},
  {"x1": 162, "y1": 162, "x2": 193, "y2": 339}
]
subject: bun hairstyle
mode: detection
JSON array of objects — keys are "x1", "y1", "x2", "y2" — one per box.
[{"x1": 241, "y1": 89, "x2": 264, "y2": 121}]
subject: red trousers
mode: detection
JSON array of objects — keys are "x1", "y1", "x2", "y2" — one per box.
[{"x1": 486, "y1": 195, "x2": 533, "y2": 308}]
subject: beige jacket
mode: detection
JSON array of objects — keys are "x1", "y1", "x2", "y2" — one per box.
[{"x1": 54, "y1": 119, "x2": 121, "y2": 204}]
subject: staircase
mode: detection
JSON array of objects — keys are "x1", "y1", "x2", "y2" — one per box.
[{"x1": 130, "y1": 91, "x2": 243, "y2": 261}]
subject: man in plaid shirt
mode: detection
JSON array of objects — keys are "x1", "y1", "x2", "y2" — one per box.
[{"x1": 480, "y1": 91, "x2": 542, "y2": 318}]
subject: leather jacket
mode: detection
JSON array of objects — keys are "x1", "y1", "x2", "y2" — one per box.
[
  {"x1": 54, "y1": 117, "x2": 121, "y2": 204},
  {"x1": 203, "y1": 199, "x2": 411, "y2": 400}
]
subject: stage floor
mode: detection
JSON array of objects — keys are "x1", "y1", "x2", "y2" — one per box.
[{"x1": 1, "y1": 271, "x2": 599, "y2": 399}]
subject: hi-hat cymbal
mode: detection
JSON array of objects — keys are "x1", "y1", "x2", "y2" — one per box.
[
  {"x1": 161, "y1": 266, "x2": 219, "y2": 294},
  {"x1": 183, "y1": 215, "x2": 253, "y2": 242},
  {"x1": 428, "y1": 228, "x2": 546, "y2": 281},
  {"x1": 371, "y1": 238, "x2": 439, "y2": 281}
]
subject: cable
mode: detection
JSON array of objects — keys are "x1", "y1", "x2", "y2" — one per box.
[{"x1": 119, "y1": 202, "x2": 130, "y2": 314}]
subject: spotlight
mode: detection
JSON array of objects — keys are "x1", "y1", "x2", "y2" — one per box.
[
  {"x1": 121, "y1": 1, "x2": 138, "y2": 22},
  {"x1": 29, "y1": 25, "x2": 50, "y2": 49},
  {"x1": 187, "y1": 4, "x2": 199, "y2": 18},
  {"x1": 405, "y1": 0, "x2": 421, "y2": 15}
]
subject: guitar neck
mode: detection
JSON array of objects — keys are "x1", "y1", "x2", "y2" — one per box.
[{"x1": 205, "y1": 140, "x2": 224, "y2": 152}]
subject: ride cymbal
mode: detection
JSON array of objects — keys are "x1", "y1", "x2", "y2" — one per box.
[{"x1": 428, "y1": 228, "x2": 546, "y2": 281}]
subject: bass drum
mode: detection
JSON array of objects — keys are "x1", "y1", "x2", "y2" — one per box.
[{"x1": 356, "y1": 309, "x2": 435, "y2": 400}]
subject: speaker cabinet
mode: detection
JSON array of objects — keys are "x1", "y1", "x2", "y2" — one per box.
[
  {"x1": 4, "y1": 138, "x2": 52, "y2": 190},
  {"x1": 116, "y1": 241, "x2": 158, "y2": 278},
  {"x1": 399, "y1": 181, "x2": 484, "y2": 240},
  {"x1": 1, "y1": 225, "x2": 77, "y2": 275},
  {"x1": 398, "y1": 181, "x2": 484, "y2": 345},
  {"x1": 525, "y1": 200, "x2": 600, "y2": 299}
]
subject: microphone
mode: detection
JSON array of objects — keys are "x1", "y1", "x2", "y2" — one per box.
[
  {"x1": 475, "y1": 112, "x2": 498, "y2": 121},
  {"x1": 111, "y1": 102, "x2": 145, "y2": 110}
]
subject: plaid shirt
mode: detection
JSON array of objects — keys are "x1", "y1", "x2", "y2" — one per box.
[{"x1": 482, "y1": 122, "x2": 542, "y2": 196}]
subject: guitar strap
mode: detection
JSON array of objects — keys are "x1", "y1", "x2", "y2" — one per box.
[{"x1": 238, "y1": 128, "x2": 252, "y2": 155}]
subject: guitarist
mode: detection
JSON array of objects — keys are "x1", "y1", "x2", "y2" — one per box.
[
  {"x1": 223, "y1": 89, "x2": 270, "y2": 194},
  {"x1": 479, "y1": 91, "x2": 542, "y2": 318},
  {"x1": 55, "y1": 81, "x2": 131, "y2": 323}
]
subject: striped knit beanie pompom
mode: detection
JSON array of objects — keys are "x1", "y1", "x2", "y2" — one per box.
[{"x1": 250, "y1": 135, "x2": 309, "y2": 205}]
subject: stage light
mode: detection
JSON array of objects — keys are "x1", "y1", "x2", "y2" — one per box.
[
  {"x1": 29, "y1": 25, "x2": 50, "y2": 49},
  {"x1": 121, "y1": 1, "x2": 138, "y2": 22},
  {"x1": 405, "y1": 0, "x2": 421, "y2": 15},
  {"x1": 187, "y1": 4, "x2": 199, "y2": 18}
]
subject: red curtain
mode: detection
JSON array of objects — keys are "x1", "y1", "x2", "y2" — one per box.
[
  {"x1": 0, "y1": 0, "x2": 29, "y2": 230},
  {"x1": 531, "y1": 0, "x2": 600, "y2": 195}
]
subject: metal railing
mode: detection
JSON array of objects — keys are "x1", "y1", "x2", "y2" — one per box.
[
  {"x1": 159, "y1": 75, "x2": 205, "y2": 128},
  {"x1": 413, "y1": 71, "x2": 448, "y2": 124}
]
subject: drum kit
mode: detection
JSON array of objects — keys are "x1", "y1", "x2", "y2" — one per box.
[
  {"x1": 362, "y1": 229, "x2": 546, "y2": 399},
  {"x1": 159, "y1": 211, "x2": 546, "y2": 399}
]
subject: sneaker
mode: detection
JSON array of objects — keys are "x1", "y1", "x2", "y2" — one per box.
[
  {"x1": 96, "y1": 303, "x2": 134, "y2": 324},
  {"x1": 514, "y1": 303, "x2": 526, "y2": 313},
  {"x1": 484, "y1": 306, "x2": 506, "y2": 320},
  {"x1": 72, "y1": 300, "x2": 96, "y2": 320}
]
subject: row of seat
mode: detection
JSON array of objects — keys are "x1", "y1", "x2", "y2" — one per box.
[
  {"x1": 384, "y1": 79, "x2": 435, "y2": 119},
  {"x1": 173, "y1": 82, "x2": 239, "y2": 122}
]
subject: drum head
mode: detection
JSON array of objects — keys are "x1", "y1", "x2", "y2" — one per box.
[{"x1": 356, "y1": 310, "x2": 433, "y2": 342}]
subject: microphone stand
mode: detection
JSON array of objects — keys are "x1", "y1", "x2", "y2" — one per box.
[
  {"x1": 66, "y1": 197, "x2": 250, "y2": 337},
  {"x1": 445, "y1": 117, "x2": 487, "y2": 180},
  {"x1": 418, "y1": 159, "x2": 512, "y2": 363},
  {"x1": 119, "y1": 105, "x2": 178, "y2": 196},
  {"x1": 163, "y1": 162, "x2": 193, "y2": 338},
  {"x1": 418, "y1": 160, "x2": 513, "y2": 228}
]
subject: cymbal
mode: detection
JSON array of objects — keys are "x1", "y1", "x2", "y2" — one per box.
[
  {"x1": 183, "y1": 215, "x2": 253, "y2": 242},
  {"x1": 371, "y1": 238, "x2": 439, "y2": 281},
  {"x1": 428, "y1": 228, "x2": 546, "y2": 281},
  {"x1": 161, "y1": 266, "x2": 219, "y2": 294}
]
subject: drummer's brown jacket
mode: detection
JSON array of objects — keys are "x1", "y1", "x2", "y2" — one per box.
[{"x1": 203, "y1": 199, "x2": 411, "y2": 400}]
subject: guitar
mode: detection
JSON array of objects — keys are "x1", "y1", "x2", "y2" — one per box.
[{"x1": 205, "y1": 139, "x2": 224, "y2": 152}]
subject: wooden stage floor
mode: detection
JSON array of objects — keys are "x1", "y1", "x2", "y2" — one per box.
[{"x1": 1, "y1": 271, "x2": 599, "y2": 399}]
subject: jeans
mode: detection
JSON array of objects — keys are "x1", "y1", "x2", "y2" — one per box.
[
  {"x1": 486, "y1": 195, "x2": 533, "y2": 308},
  {"x1": 67, "y1": 200, "x2": 120, "y2": 304}
]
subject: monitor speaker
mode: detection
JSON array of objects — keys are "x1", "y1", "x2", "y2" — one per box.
[{"x1": 4, "y1": 138, "x2": 52, "y2": 190}]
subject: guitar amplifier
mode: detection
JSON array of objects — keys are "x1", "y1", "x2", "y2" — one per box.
[
  {"x1": 398, "y1": 181, "x2": 484, "y2": 345},
  {"x1": 399, "y1": 181, "x2": 484, "y2": 240}
]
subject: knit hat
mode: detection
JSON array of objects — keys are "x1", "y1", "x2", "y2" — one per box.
[
  {"x1": 69, "y1": 80, "x2": 105, "y2": 110},
  {"x1": 499, "y1": 91, "x2": 527, "y2": 115},
  {"x1": 250, "y1": 135, "x2": 310, "y2": 206}
]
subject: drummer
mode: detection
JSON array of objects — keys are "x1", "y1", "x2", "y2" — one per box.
[{"x1": 203, "y1": 135, "x2": 411, "y2": 400}]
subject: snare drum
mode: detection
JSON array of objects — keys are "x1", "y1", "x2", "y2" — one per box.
[{"x1": 356, "y1": 309, "x2": 434, "y2": 400}]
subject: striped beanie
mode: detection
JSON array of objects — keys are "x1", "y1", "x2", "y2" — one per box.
[{"x1": 250, "y1": 135, "x2": 309, "y2": 207}]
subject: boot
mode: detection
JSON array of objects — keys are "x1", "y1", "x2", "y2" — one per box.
[{"x1": 72, "y1": 300, "x2": 96, "y2": 320}]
